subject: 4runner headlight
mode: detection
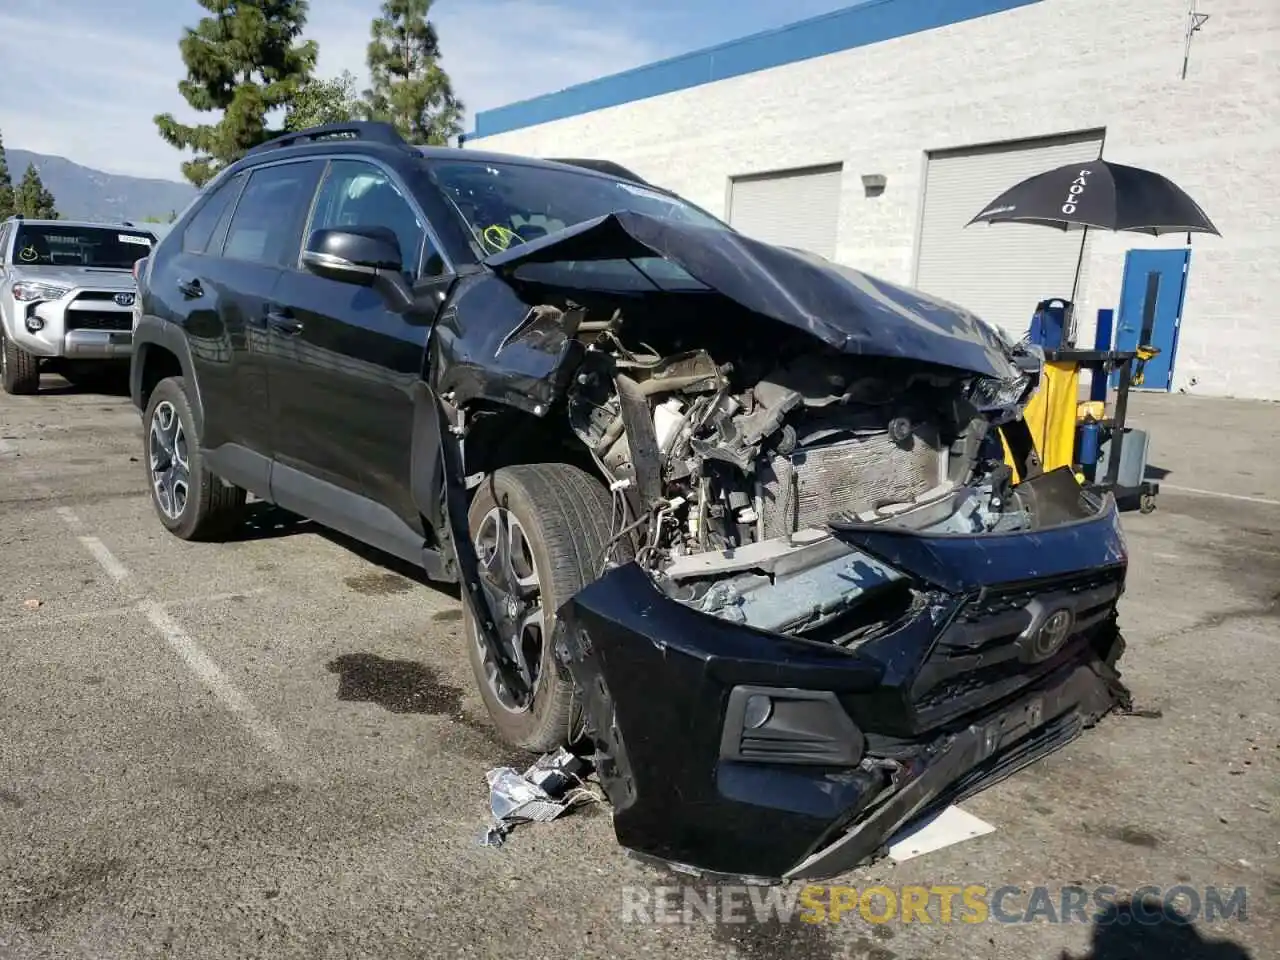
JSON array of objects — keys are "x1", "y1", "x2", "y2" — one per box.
[{"x1": 11, "y1": 281, "x2": 71, "y2": 303}]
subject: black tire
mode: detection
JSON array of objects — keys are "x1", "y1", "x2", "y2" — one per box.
[
  {"x1": 143, "y1": 376, "x2": 247, "y2": 541},
  {"x1": 464, "y1": 463, "x2": 615, "y2": 753},
  {"x1": 1, "y1": 327, "x2": 40, "y2": 395}
]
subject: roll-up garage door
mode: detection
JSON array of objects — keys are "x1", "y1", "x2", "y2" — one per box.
[
  {"x1": 728, "y1": 164, "x2": 843, "y2": 260},
  {"x1": 914, "y1": 131, "x2": 1105, "y2": 338}
]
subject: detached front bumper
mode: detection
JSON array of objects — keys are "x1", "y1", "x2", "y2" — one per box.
[{"x1": 559, "y1": 488, "x2": 1130, "y2": 882}]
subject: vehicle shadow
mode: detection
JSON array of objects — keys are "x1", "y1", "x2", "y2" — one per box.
[
  {"x1": 230, "y1": 500, "x2": 463, "y2": 603},
  {"x1": 40, "y1": 371, "x2": 132, "y2": 398},
  {"x1": 229, "y1": 501, "x2": 315, "y2": 542},
  {"x1": 1058, "y1": 898, "x2": 1254, "y2": 960},
  {"x1": 1144, "y1": 463, "x2": 1173, "y2": 480}
]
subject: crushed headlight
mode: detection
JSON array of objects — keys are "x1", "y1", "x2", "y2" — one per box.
[
  {"x1": 970, "y1": 343, "x2": 1044, "y2": 415},
  {"x1": 970, "y1": 372, "x2": 1032, "y2": 410},
  {"x1": 11, "y1": 281, "x2": 71, "y2": 303}
]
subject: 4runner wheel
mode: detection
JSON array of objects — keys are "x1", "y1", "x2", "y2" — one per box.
[
  {"x1": 1, "y1": 327, "x2": 40, "y2": 395},
  {"x1": 144, "y1": 376, "x2": 247, "y2": 540},
  {"x1": 465, "y1": 463, "x2": 615, "y2": 753}
]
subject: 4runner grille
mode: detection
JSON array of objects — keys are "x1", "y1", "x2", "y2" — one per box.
[{"x1": 65, "y1": 310, "x2": 131, "y2": 332}]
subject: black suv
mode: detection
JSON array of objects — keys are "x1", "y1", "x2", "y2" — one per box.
[{"x1": 132, "y1": 122, "x2": 1129, "y2": 882}]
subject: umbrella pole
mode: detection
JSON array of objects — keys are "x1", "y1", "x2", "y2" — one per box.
[{"x1": 1067, "y1": 224, "x2": 1089, "y2": 345}]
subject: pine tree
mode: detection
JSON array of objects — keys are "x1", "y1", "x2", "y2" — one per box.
[
  {"x1": 364, "y1": 0, "x2": 463, "y2": 145},
  {"x1": 155, "y1": 0, "x2": 318, "y2": 187},
  {"x1": 14, "y1": 164, "x2": 58, "y2": 220},
  {"x1": 0, "y1": 130, "x2": 15, "y2": 221}
]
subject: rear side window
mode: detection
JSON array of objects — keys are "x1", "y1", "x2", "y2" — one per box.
[
  {"x1": 0, "y1": 224, "x2": 10, "y2": 265},
  {"x1": 182, "y1": 173, "x2": 244, "y2": 255},
  {"x1": 222, "y1": 161, "x2": 323, "y2": 267}
]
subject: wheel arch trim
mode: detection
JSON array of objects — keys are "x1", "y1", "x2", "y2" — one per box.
[{"x1": 131, "y1": 316, "x2": 204, "y2": 435}]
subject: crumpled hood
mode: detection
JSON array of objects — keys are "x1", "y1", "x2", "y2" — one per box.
[
  {"x1": 484, "y1": 210, "x2": 1019, "y2": 381},
  {"x1": 11, "y1": 265, "x2": 136, "y2": 292}
]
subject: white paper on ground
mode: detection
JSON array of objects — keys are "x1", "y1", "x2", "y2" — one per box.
[{"x1": 886, "y1": 805, "x2": 996, "y2": 862}]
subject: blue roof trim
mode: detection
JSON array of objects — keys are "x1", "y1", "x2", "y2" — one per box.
[{"x1": 472, "y1": 0, "x2": 1043, "y2": 139}]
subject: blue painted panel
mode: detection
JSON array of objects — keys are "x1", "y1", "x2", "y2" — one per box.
[
  {"x1": 1112, "y1": 248, "x2": 1191, "y2": 392},
  {"x1": 470, "y1": 0, "x2": 1045, "y2": 139}
]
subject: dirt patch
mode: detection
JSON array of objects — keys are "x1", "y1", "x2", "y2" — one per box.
[
  {"x1": 343, "y1": 573, "x2": 415, "y2": 596},
  {"x1": 0, "y1": 789, "x2": 24, "y2": 809},
  {"x1": 1095, "y1": 824, "x2": 1161, "y2": 848},
  {"x1": 0, "y1": 858, "x2": 128, "y2": 932}
]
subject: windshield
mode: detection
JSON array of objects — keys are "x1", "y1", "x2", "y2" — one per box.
[
  {"x1": 12, "y1": 224, "x2": 155, "y2": 270},
  {"x1": 428, "y1": 159, "x2": 727, "y2": 291}
]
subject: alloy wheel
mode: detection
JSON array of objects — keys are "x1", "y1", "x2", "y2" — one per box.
[
  {"x1": 471, "y1": 506, "x2": 544, "y2": 713},
  {"x1": 149, "y1": 400, "x2": 190, "y2": 520}
]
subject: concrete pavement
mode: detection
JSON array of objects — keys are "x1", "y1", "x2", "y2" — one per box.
[{"x1": 0, "y1": 381, "x2": 1275, "y2": 959}]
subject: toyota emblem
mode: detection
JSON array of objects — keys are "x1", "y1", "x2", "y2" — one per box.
[
  {"x1": 1026, "y1": 607, "x2": 1075, "y2": 662},
  {"x1": 115, "y1": 292, "x2": 136, "y2": 307}
]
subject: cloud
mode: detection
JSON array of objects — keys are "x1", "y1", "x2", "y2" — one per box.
[
  {"x1": 0, "y1": 0, "x2": 678, "y2": 182},
  {"x1": 308, "y1": 0, "x2": 670, "y2": 124},
  {"x1": 0, "y1": 9, "x2": 199, "y2": 180}
]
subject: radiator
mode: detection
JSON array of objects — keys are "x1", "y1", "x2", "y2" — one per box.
[{"x1": 760, "y1": 426, "x2": 946, "y2": 536}]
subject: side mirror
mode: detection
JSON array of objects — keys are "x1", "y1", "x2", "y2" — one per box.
[
  {"x1": 302, "y1": 227, "x2": 414, "y2": 312},
  {"x1": 302, "y1": 227, "x2": 402, "y2": 283}
]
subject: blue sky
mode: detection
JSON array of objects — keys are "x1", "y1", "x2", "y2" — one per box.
[{"x1": 0, "y1": 0, "x2": 857, "y2": 182}]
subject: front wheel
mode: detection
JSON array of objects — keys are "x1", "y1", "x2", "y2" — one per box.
[
  {"x1": 1, "y1": 327, "x2": 40, "y2": 394},
  {"x1": 464, "y1": 463, "x2": 616, "y2": 753},
  {"x1": 144, "y1": 376, "x2": 247, "y2": 540}
]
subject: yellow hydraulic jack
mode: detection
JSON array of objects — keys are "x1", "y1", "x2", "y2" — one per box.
[{"x1": 1000, "y1": 348, "x2": 1159, "y2": 513}]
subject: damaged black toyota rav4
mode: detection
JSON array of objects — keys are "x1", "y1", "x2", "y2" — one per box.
[{"x1": 130, "y1": 122, "x2": 1130, "y2": 882}]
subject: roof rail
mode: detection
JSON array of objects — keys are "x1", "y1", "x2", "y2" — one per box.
[
  {"x1": 548, "y1": 158, "x2": 648, "y2": 185},
  {"x1": 245, "y1": 121, "x2": 413, "y2": 157}
]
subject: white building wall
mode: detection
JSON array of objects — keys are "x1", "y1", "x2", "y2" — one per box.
[{"x1": 466, "y1": 0, "x2": 1280, "y2": 401}]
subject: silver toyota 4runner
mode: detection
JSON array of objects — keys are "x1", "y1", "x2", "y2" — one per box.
[{"x1": 0, "y1": 216, "x2": 156, "y2": 394}]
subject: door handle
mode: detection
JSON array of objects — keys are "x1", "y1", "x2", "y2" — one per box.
[
  {"x1": 265, "y1": 307, "x2": 303, "y2": 336},
  {"x1": 176, "y1": 278, "x2": 203, "y2": 299}
]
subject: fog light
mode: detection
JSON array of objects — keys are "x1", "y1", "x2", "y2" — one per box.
[
  {"x1": 25, "y1": 316, "x2": 44, "y2": 333},
  {"x1": 743, "y1": 694, "x2": 773, "y2": 729}
]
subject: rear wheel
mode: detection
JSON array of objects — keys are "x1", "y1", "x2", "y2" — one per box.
[
  {"x1": 464, "y1": 463, "x2": 615, "y2": 753},
  {"x1": 1, "y1": 327, "x2": 40, "y2": 395},
  {"x1": 144, "y1": 376, "x2": 247, "y2": 540}
]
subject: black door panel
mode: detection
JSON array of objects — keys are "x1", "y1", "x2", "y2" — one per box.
[
  {"x1": 269, "y1": 271, "x2": 430, "y2": 523},
  {"x1": 268, "y1": 158, "x2": 450, "y2": 534}
]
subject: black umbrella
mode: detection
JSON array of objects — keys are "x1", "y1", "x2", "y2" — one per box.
[
  {"x1": 967, "y1": 159, "x2": 1219, "y2": 340},
  {"x1": 968, "y1": 159, "x2": 1219, "y2": 235}
]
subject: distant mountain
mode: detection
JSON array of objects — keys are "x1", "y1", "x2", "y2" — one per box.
[{"x1": 5, "y1": 149, "x2": 197, "y2": 224}]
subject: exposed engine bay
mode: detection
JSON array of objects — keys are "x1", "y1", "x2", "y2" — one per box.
[{"x1": 558, "y1": 305, "x2": 1045, "y2": 639}]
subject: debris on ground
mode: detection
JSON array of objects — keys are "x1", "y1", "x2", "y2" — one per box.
[{"x1": 479, "y1": 747, "x2": 601, "y2": 847}]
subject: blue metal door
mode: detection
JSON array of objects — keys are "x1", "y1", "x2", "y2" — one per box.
[{"x1": 1111, "y1": 248, "x2": 1191, "y2": 391}]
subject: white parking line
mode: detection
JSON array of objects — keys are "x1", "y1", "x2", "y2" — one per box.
[
  {"x1": 79, "y1": 535, "x2": 131, "y2": 583},
  {"x1": 1159, "y1": 483, "x2": 1280, "y2": 507},
  {"x1": 136, "y1": 596, "x2": 288, "y2": 756},
  {"x1": 45, "y1": 507, "x2": 292, "y2": 764}
]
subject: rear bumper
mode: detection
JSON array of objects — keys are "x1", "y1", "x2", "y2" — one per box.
[{"x1": 559, "y1": 491, "x2": 1130, "y2": 881}]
